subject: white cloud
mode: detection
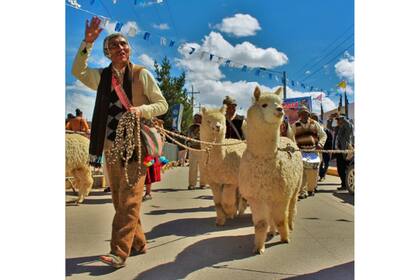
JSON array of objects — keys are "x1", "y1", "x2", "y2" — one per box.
[
  {"x1": 214, "y1": 14, "x2": 261, "y2": 37},
  {"x1": 138, "y1": 54, "x2": 155, "y2": 70},
  {"x1": 191, "y1": 80, "x2": 336, "y2": 116},
  {"x1": 65, "y1": 81, "x2": 96, "y2": 121},
  {"x1": 152, "y1": 23, "x2": 170, "y2": 30},
  {"x1": 140, "y1": 0, "x2": 164, "y2": 7},
  {"x1": 335, "y1": 51, "x2": 354, "y2": 82},
  {"x1": 176, "y1": 32, "x2": 288, "y2": 82},
  {"x1": 104, "y1": 21, "x2": 140, "y2": 37}
]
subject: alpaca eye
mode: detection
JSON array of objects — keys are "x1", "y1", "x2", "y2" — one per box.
[{"x1": 262, "y1": 104, "x2": 268, "y2": 108}]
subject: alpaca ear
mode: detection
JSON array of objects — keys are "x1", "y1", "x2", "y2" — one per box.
[
  {"x1": 201, "y1": 107, "x2": 207, "y2": 115},
  {"x1": 220, "y1": 104, "x2": 227, "y2": 114},
  {"x1": 254, "y1": 86, "x2": 261, "y2": 101},
  {"x1": 274, "y1": 86, "x2": 283, "y2": 96}
]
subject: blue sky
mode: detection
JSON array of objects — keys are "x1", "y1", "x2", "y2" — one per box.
[{"x1": 66, "y1": 0, "x2": 354, "y2": 120}]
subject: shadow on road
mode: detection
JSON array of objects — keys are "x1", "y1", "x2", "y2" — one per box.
[
  {"x1": 145, "y1": 205, "x2": 215, "y2": 215},
  {"x1": 284, "y1": 261, "x2": 354, "y2": 280},
  {"x1": 134, "y1": 235, "x2": 255, "y2": 280},
  {"x1": 66, "y1": 255, "x2": 116, "y2": 277},
  {"x1": 333, "y1": 192, "x2": 354, "y2": 206},
  {"x1": 146, "y1": 214, "x2": 253, "y2": 240},
  {"x1": 153, "y1": 188, "x2": 190, "y2": 193}
]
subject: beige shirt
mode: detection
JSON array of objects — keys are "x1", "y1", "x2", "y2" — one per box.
[{"x1": 71, "y1": 41, "x2": 168, "y2": 120}]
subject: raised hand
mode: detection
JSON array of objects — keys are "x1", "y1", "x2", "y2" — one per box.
[{"x1": 84, "y1": 16, "x2": 103, "y2": 43}]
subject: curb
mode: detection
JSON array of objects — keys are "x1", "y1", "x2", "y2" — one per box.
[{"x1": 327, "y1": 167, "x2": 339, "y2": 176}]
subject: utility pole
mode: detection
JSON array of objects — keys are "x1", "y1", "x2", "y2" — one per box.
[
  {"x1": 187, "y1": 85, "x2": 200, "y2": 115},
  {"x1": 282, "y1": 71, "x2": 287, "y2": 99}
]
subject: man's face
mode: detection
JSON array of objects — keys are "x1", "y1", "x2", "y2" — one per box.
[
  {"x1": 226, "y1": 104, "x2": 236, "y2": 115},
  {"x1": 194, "y1": 115, "x2": 202, "y2": 124},
  {"x1": 108, "y1": 36, "x2": 130, "y2": 64},
  {"x1": 298, "y1": 111, "x2": 310, "y2": 123}
]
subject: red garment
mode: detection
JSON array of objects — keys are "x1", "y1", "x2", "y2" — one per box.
[{"x1": 145, "y1": 157, "x2": 161, "y2": 184}]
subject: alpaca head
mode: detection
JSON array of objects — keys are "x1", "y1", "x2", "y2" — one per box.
[
  {"x1": 248, "y1": 86, "x2": 284, "y2": 126},
  {"x1": 200, "y1": 106, "x2": 227, "y2": 141}
]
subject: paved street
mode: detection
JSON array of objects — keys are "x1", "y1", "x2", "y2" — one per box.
[{"x1": 66, "y1": 167, "x2": 354, "y2": 280}]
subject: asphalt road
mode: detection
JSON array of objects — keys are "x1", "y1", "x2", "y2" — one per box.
[{"x1": 66, "y1": 166, "x2": 354, "y2": 280}]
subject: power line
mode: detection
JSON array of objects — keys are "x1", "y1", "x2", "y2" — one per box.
[
  {"x1": 296, "y1": 33, "x2": 354, "y2": 81},
  {"x1": 300, "y1": 42, "x2": 354, "y2": 83},
  {"x1": 292, "y1": 24, "x2": 354, "y2": 77}
]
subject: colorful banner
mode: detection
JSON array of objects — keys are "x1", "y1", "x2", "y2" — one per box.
[
  {"x1": 171, "y1": 103, "x2": 184, "y2": 131},
  {"x1": 282, "y1": 96, "x2": 312, "y2": 124}
]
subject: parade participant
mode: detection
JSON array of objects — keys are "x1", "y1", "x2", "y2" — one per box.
[
  {"x1": 72, "y1": 16, "x2": 168, "y2": 268},
  {"x1": 292, "y1": 106, "x2": 326, "y2": 199},
  {"x1": 66, "y1": 108, "x2": 90, "y2": 134},
  {"x1": 335, "y1": 113, "x2": 354, "y2": 190},
  {"x1": 186, "y1": 113, "x2": 207, "y2": 190},
  {"x1": 318, "y1": 122, "x2": 333, "y2": 182},
  {"x1": 223, "y1": 96, "x2": 246, "y2": 140}
]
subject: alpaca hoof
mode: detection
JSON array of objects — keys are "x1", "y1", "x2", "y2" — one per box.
[
  {"x1": 280, "y1": 238, "x2": 290, "y2": 244},
  {"x1": 253, "y1": 247, "x2": 265, "y2": 255},
  {"x1": 215, "y1": 218, "x2": 226, "y2": 226}
]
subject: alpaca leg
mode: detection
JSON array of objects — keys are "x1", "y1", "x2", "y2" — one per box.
[
  {"x1": 210, "y1": 183, "x2": 226, "y2": 226},
  {"x1": 288, "y1": 188, "x2": 300, "y2": 231},
  {"x1": 73, "y1": 167, "x2": 93, "y2": 204},
  {"x1": 272, "y1": 205, "x2": 290, "y2": 243},
  {"x1": 249, "y1": 201, "x2": 269, "y2": 254},
  {"x1": 267, "y1": 218, "x2": 277, "y2": 241},
  {"x1": 221, "y1": 184, "x2": 238, "y2": 219}
]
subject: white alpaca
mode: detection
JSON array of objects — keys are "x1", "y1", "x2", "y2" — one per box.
[
  {"x1": 239, "y1": 86, "x2": 303, "y2": 254},
  {"x1": 66, "y1": 133, "x2": 93, "y2": 204},
  {"x1": 200, "y1": 106, "x2": 247, "y2": 226}
]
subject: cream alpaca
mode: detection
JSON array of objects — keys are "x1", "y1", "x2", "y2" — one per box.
[
  {"x1": 239, "y1": 86, "x2": 303, "y2": 254},
  {"x1": 66, "y1": 133, "x2": 93, "y2": 203},
  {"x1": 200, "y1": 106, "x2": 247, "y2": 226}
]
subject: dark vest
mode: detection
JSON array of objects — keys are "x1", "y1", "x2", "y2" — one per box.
[{"x1": 225, "y1": 115, "x2": 244, "y2": 140}]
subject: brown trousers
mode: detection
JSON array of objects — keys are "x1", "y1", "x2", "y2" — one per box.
[{"x1": 104, "y1": 140, "x2": 147, "y2": 260}]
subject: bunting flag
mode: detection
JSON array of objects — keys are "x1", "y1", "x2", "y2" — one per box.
[
  {"x1": 128, "y1": 26, "x2": 137, "y2": 37},
  {"x1": 160, "y1": 37, "x2": 167, "y2": 46},
  {"x1": 337, "y1": 80, "x2": 347, "y2": 89},
  {"x1": 68, "y1": 0, "x2": 81, "y2": 9},
  {"x1": 169, "y1": 40, "x2": 175, "y2": 47},
  {"x1": 225, "y1": 60, "x2": 231, "y2": 67},
  {"x1": 242, "y1": 65, "x2": 247, "y2": 72},
  {"x1": 189, "y1": 47, "x2": 196, "y2": 55},
  {"x1": 314, "y1": 94, "x2": 323, "y2": 101},
  {"x1": 320, "y1": 103, "x2": 324, "y2": 122},
  {"x1": 143, "y1": 32, "x2": 151, "y2": 40},
  {"x1": 209, "y1": 54, "x2": 214, "y2": 61},
  {"x1": 115, "y1": 22, "x2": 123, "y2": 32}
]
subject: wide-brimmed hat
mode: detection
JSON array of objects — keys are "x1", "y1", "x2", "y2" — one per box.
[
  {"x1": 298, "y1": 105, "x2": 310, "y2": 114},
  {"x1": 223, "y1": 96, "x2": 237, "y2": 106}
]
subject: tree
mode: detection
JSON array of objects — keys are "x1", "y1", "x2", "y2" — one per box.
[{"x1": 154, "y1": 56, "x2": 192, "y2": 133}]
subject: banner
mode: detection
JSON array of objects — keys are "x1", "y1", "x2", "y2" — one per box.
[
  {"x1": 282, "y1": 96, "x2": 312, "y2": 124},
  {"x1": 171, "y1": 103, "x2": 184, "y2": 132}
]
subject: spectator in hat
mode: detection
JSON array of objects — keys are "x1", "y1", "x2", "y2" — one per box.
[
  {"x1": 66, "y1": 108, "x2": 90, "y2": 134},
  {"x1": 292, "y1": 105, "x2": 327, "y2": 199},
  {"x1": 223, "y1": 96, "x2": 246, "y2": 140},
  {"x1": 335, "y1": 113, "x2": 354, "y2": 190}
]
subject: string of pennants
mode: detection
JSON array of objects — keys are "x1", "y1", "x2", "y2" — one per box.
[
  {"x1": 67, "y1": 0, "x2": 344, "y2": 99},
  {"x1": 181, "y1": 45, "x2": 344, "y2": 98}
]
